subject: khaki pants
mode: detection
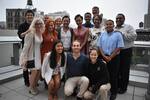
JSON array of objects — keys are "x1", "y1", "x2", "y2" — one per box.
[
  {"x1": 64, "y1": 76, "x2": 89, "y2": 98},
  {"x1": 84, "y1": 83, "x2": 111, "y2": 100}
]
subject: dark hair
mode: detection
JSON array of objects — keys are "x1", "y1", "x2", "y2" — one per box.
[
  {"x1": 92, "y1": 6, "x2": 99, "y2": 10},
  {"x1": 106, "y1": 19, "x2": 114, "y2": 24},
  {"x1": 89, "y1": 46, "x2": 98, "y2": 54},
  {"x1": 62, "y1": 15, "x2": 70, "y2": 21},
  {"x1": 50, "y1": 40, "x2": 65, "y2": 69},
  {"x1": 25, "y1": 10, "x2": 34, "y2": 16},
  {"x1": 84, "y1": 12, "x2": 91, "y2": 16},
  {"x1": 117, "y1": 13, "x2": 125, "y2": 19},
  {"x1": 93, "y1": 14, "x2": 102, "y2": 23},
  {"x1": 74, "y1": 14, "x2": 83, "y2": 20}
]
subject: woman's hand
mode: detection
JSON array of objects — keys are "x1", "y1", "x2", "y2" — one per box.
[{"x1": 21, "y1": 60, "x2": 27, "y2": 70}]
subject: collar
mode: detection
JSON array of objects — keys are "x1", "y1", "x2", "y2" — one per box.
[{"x1": 115, "y1": 24, "x2": 125, "y2": 28}]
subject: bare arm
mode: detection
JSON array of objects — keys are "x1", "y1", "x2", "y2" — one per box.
[
  {"x1": 81, "y1": 29, "x2": 89, "y2": 49},
  {"x1": 109, "y1": 48, "x2": 121, "y2": 60}
]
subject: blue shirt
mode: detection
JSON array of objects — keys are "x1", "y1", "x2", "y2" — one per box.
[
  {"x1": 97, "y1": 31, "x2": 124, "y2": 55},
  {"x1": 82, "y1": 23, "x2": 94, "y2": 28}
]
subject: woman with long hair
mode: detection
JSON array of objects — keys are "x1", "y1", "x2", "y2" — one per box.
[
  {"x1": 42, "y1": 40, "x2": 66, "y2": 100},
  {"x1": 19, "y1": 17, "x2": 45, "y2": 95},
  {"x1": 41, "y1": 18, "x2": 58, "y2": 89},
  {"x1": 41, "y1": 20, "x2": 58, "y2": 63}
]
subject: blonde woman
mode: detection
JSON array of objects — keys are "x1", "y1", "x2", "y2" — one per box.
[{"x1": 19, "y1": 17, "x2": 45, "y2": 95}]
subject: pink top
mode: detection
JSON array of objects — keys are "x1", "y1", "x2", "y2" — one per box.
[{"x1": 73, "y1": 26, "x2": 88, "y2": 53}]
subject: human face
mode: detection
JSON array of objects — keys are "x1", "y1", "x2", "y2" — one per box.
[
  {"x1": 90, "y1": 49, "x2": 98, "y2": 63},
  {"x1": 35, "y1": 20, "x2": 43, "y2": 33},
  {"x1": 92, "y1": 7, "x2": 99, "y2": 16},
  {"x1": 93, "y1": 16, "x2": 101, "y2": 27},
  {"x1": 85, "y1": 14, "x2": 91, "y2": 23},
  {"x1": 62, "y1": 17, "x2": 70, "y2": 28},
  {"x1": 116, "y1": 15, "x2": 125, "y2": 27},
  {"x1": 48, "y1": 22, "x2": 55, "y2": 32},
  {"x1": 75, "y1": 17, "x2": 83, "y2": 27},
  {"x1": 72, "y1": 41, "x2": 81, "y2": 53},
  {"x1": 55, "y1": 42, "x2": 64, "y2": 54},
  {"x1": 105, "y1": 20, "x2": 114, "y2": 33},
  {"x1": 55, "y1": 18, "x2": 62, "y2": 27},
  {"x1": 44, "y1": 15, "x2": 50, "y2": 24},
  {"x1": 25, "y1": 13, "x2": 34, "y2": 24}
]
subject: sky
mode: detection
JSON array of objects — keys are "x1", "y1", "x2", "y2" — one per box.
[{"x1": 0, "y1": 0, "x2": 148, "y2": 29}]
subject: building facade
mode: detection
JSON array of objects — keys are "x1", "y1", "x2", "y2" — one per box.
[
  {"x1": 6, "y1": 8, "x2": 36, "y2": 30},
  {"x1": 47, "y1": 11, "x2": 69, "y2": 20}
]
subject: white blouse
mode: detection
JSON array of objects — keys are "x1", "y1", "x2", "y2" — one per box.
[
  {"x1": 60, "y1": 28, "x2": 72, "y2": 50},
  {"x1": 89, "y1": 27, "x2": 105, "y2": 48},
  {"x1": 34, "y1": 33, "x2": 43, "y2": 69},
  {"x1": 41, "y1": 52, "x2": 67, "y2": 84}
]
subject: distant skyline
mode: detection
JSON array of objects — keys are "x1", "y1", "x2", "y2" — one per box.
[{"x1": 0, "y1": 0, "x2": 148, "y2": 29}]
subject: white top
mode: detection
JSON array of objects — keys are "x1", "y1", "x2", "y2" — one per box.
[
  {"x1": 34, "y1": 34, "x2": 43, "y2": 69},
  {"x1": 19, "y1": 32, "x2": 43, "y2": 70},
  {"x1": 41, "y1": 52, "x2": 67, "y2": 84},
  {"x1": 60, "y1": 28, "x2": 72, "y2": 50},
  {"x1": 115, "y1": 24, "x2": 137, "y2": 49},
  {"x1": 89, "y1": 26, "x2": 105, "y2": 48}
]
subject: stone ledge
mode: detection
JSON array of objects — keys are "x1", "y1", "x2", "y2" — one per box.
[{"x1": 0, "y1": 68, "x2": 22, "y2": 84}]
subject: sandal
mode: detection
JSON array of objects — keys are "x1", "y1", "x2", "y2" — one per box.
[{"x1": 29, "y1": 89, "x2": 38, "y2": 95}]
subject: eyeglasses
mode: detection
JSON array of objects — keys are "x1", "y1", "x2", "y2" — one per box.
[
  {"x1": 73, "y1": 44, "x2": 80, "y2": 47},
  {"x1": 35, "y1": 23, "x2": 43, "y2": 25}
]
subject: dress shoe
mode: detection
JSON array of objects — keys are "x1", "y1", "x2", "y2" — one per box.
[
  {"x1": 76, "y1": 96, "x2": 82, "y2": 100},
  {"x1": 25, "y1": 82, "x2": 30, "y2": 87},
  {"x1": 118, "y1": 89, "x2": 127, "y2": 94},
  {"x1": 72, "y1": 87, "x2": 78, "y2": 96},
  {"x1": 110, "y1": 94, "x2": 117, "y2": 100},
  {"x1": 45, "y1": 84, "x2": 48, "y2": 89},
  {"x1": 72, "y1": 90, "x2": 77, "y2": 96}
]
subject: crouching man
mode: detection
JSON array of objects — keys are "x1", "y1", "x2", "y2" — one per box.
[{"x1": 64, "y1": 40, "x2": 89, "y2": 100}]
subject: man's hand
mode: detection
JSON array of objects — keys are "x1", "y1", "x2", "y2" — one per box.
[{"x1": 21, "y1": 29, "x2": 31, "y2": 37}]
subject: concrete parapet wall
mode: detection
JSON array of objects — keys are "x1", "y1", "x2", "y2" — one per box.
[{"x1": 0, "y1": 44, "x2": 13, "y2": 67}]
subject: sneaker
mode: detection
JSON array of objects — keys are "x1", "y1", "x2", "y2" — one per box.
[{"x1": 29, "y1": 89, "x2": 38, "y2": 95}]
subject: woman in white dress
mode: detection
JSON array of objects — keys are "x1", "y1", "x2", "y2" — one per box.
[
  {"x1": 42, "y1": 40, "x2": 66, "y2": 100},
  {"x1": 19, "y1": 17, "x2": 45, "y2": 95}
]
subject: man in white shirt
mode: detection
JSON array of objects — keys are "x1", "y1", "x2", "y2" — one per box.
[
  {"x1": 115, "y1": 13, "x2": 137, "y2": 94},
  {"x1": 57, "y1": 15, "x2": 74, "y2": 52}
]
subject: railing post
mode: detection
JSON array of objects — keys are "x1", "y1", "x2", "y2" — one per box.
[
  {"x1": 12, "y1": 43, "x2": 20, "y2": 65},
  {"x1": 145, "y1": 49, "x2": 150, "y2": 100}
]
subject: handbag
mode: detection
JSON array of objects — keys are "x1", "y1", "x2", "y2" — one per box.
[
  {"x1": 26, "y1": 36, "x2": 35, "y2": 69},
  {"x1": 26, "y1": 60, "x2": 35, "y2": 68}
]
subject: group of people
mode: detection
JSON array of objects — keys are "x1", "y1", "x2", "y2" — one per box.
[{"x1": 18, "y1": 6, "x2": 137, "y2": 100}]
